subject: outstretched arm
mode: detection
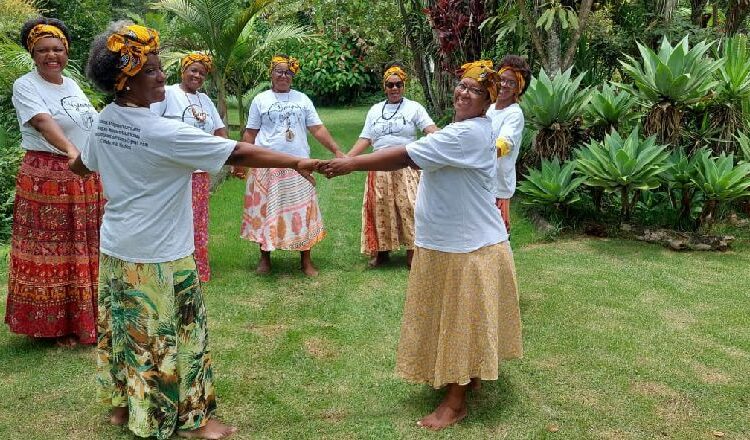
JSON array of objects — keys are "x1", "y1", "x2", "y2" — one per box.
[
  {"x1": 347, "y1": 137, "x2": 372, "y2": 157},
  {"x1": 308, "y1": 124, "x2": 345, "y2": 158},
  {"x1": 320, "y1": 146, "x2": 417, "y2": 178}
]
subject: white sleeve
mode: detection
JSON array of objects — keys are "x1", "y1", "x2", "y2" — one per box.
[
  {"x1": 496, "y1": 111, "x2": 524, "y2": 150},
  {"x1": 413, "y1": 103, "x2": 435, "y2": 131},
  {"x1": 79, "y1": 129, "x2": 99, "y2": 172},
  {"x1": 246, "y1": 96, "x2": 262, "y2": 129},
  {"x1": 169, "y1": 125, "x2": 237, "y2": 174},
  {"x1": 406, "y1": 124, "x2": 472, "y2": 171},
  {"x1": 12, "y1": 77, "x2": 48, "y2": 125},
  {"x1": 303, "y1": 94, "x2": 323, "y2": 127},
  {"x1": 359, "y1": 105, "x2": 377, "y2": 140}
]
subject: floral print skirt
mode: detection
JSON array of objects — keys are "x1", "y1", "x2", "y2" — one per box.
[
  {"x1": 240, "y1": 167, "x2": 326, "y2": 251},
  {"x1": 396, "y1": 242, "x2": 523, "y2": 388},
  {"x1": 96, "y1": 254, "x2": 216, "y2": 440},
  {"x1": 192, "y1": 172, "x2": 211, "y2": 283},
  {"x1": 5, "y1": 150, "x2": 104, "y2": 344},
  {"x1": 361, "y1": 168, "x2": 418, "y2": 255}
]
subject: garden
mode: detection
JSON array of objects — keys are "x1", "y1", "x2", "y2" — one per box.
[{"x1": 1, "y1": 0, "x2": 749, "y2": 438}]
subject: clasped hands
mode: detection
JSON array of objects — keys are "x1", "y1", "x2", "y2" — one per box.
[{"x1": 297, "y1": 157, "x2": 355, "y2": 182}]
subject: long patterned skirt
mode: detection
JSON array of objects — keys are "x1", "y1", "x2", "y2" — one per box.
[
  {"x1": 96, "y1": 254, "x2": 216, "y2": 440},
  {"x1": 396, "y1": 242, "x2": 523, "y2": 388},
  {"x1": 361, "y1": 168, "x2": 418, "y2": 255},
  {"x1": 192, "y1": 172, "x2": 211, "y2": 283},
  {"x1": 5, "y1": 150, "x2": 104, "y2": 344},
  {"x1": 240, "y1": 167, "x2": 326, "y2": 251}
]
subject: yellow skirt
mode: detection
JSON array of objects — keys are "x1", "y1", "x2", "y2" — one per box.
[{"x1": 396, "y1": 242, "x2": 522, "y2": 388}]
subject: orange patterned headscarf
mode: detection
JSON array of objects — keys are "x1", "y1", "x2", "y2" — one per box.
[
  {"x1": 181, "y1": 52, "x2": 213, "y2": 73},
  {"x1": 498, "y1": 67, "x2": 526, "y2": 96},
  {"x1": 458, "y1": 60, "x2": 499, "y2": 102},
  {"x1": 106, "y1": 24, "x2": 160, "y2": 91},
  {"x1": 270, "y1": 55, "x2": 300, "y2": 75},
  {"x1": 27, "y1": 24, "x2": 68, "y2": 53},
  {"x1": 383, "y1": 66, "x2": 407, "y2": 85}
]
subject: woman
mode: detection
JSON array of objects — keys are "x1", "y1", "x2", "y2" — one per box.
[
  {"x1": 321, "y1": 61, "x2": 522, "y2": 430},
  {"x1": 347, "y1": 63, "x2": 437, "y2": 268},
  {"x1": 74, "y1": 22, "x2": 319, "y2": 440},
  {"x1": 487, "y1": 55, "x2": 531, "y2": 234},
  {"x1": 6, "y1": 17, "x2": 103, "y2": 347},
  {"x1": 240, "y1": 55, "x2": 343, "y2": 276},
  {"x1": 151, "y1": 52, "x2": 227, "y2": 283}
]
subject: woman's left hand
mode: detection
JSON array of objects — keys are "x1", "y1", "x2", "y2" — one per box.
[{"x1": 320, "y1": 157, "x2": 354, "y2": 178}]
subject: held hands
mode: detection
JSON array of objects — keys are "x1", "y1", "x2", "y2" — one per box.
[{"x1": 318, "y1": 157, "x2": 355, "y2": 179}]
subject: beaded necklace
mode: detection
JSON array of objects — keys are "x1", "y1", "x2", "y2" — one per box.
[{"x1": 381, "y1": 98, "x2": 404, "y2": 121}]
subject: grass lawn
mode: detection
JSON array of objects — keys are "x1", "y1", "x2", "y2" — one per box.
[{"x1": 0, "y1": 106, "x2": 749, "y2": 439}]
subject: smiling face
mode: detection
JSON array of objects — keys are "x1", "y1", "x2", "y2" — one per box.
[
  {"x1": 32, "y1": 37, "x2": 68, "y2": 82},
  {"x1": 497, "y1": 68, "x2": 519, "y2": 104},
  {"x1": 453, "y1": 77, "x2": 491, "y2": 122},
  {"x1": 270, "y1": 62, "x2": 294, "y2": 92},
  {"x1": 383, "y1": 74, "x2": 404, "y2": 104},
  {"x1": 181, "y1": 61, "x2": 208, "y2": 93},
  {"x1": 122, "y1": 53, "x2": 166, "y2": 107}
]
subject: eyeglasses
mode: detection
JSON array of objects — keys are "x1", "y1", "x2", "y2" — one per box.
[
  {"x1": 500, "y1": 78, "x2": 518, "y2": 87},
  {"x1": 455, "y1": 82, "x2": 486, "y2": 97},
  {"x1": 272, "y1": 69, "x2": 295, "y2": 78},
  {"x1": 385, "y1": 81, "x2": 404, "y2": 89}
]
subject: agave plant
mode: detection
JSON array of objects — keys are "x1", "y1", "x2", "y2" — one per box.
[
  {"x1": 520, "y1": 67, "x2": 590, "y2": 162},
  {"x1": 586, "y1": 82, "x2": 640, "y2": 136},
  {"x1": 737, "y1": 131, "x2": 750, "y2": 162},
  {"x1": 708, "y1": 35, "x2": 750, "y2": 154},
  {"x1": 691, "y1": 150, "x2": 750, "y2": 226},
  {"x1": 517, "y1": 157, "x2": 586, "y2": 208},
  {"x1": 661, "y1": 149, "x2": 701, "y2": 224},
  {"x1": 575, "y1": 127, "x2": 671, "y2": 220},
  {"x1": 617, "y1": 36, "x2": 722, "y2": 146}
]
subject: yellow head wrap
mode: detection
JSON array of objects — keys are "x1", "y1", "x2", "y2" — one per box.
[
  {"x1": 270, "y1": 55, "x2": 300, "y2": 75},
  {"x1": 27, "y1": 24, "x2": 68, "y2": 53},
  {"x1": 498, "y1": 67, "x2": 526, "y2": 96},
  {"x1": 383, "y1": 66, "x2": 407, "y2": 85},
  {"x1": 106, "y1": 24, "x2": 160, "y2": 91},
  {"x1": 458, "y1": 60, "x2": 499, "y2": 102},
  {"x1": 181, "y1": 52, "x2": 213, "y2": 73}
]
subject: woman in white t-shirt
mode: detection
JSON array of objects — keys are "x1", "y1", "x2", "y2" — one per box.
[
  {"x1": 321, "y1": 61, "x2": 522, "y2": 431},
  {"x1": 5, "y1": 17, "x2": 103, "y2": 347},
  {"x1": 486, "y1": 55, "x2": 531, "y2": 234},
  {"x1": 71, "y1": 23, "x2": 319, "y2": 440},
  {"x1": 151, "y1": 52, "x2": 227, "y2": 283},
  {"x1": 239, "y1": 54, "x2": 344, "y2": 277},
  {"x1": 347, "y1": 63, "x2": 438, "y2": 268}
]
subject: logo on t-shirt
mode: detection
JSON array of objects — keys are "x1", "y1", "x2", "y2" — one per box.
[
  {"x1": 267, "y1": 101, "x2": 304, "y2": 131},
  {"x1": 371, "y1": 114, "x2": 408, "y2": 137},
  {"x1": 60, "y1": 96, "x2": 96, "y2": 131},
  {"x1": 181, "y1": 104, "x2": 211, "y2": 131}
]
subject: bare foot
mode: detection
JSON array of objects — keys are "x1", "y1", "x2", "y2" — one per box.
[
  {"x1": 256, "y1": 250, "x2": 271, "y2": 274},
  {"x1": 301, "y1": 251, "x2": 319, "y2": 277},
  {"x1": 110, "y1": 407, "x2": 128, "y2": 426},
  {"x1": 368, "y1": 251, "x2": 390, "y2": 268},
  {"x1": 177, "y1": 419, "x2": 238, "y2": 439},
  {"x1": 416, "y1": 403, "x2": 468, "y2": 431}
]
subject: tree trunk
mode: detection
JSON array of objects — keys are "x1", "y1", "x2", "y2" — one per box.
[
  {"x1": 690, "y1": 0, "x2": 710, "y2": 26},
  {"x1": 546, "y1": 21, "x2": 561, "y2": 73},
  {"x1": 726, "y1": 0, "x2": 750, "y2": 35},
  {"x1": 398, "y1": 0, "x2": 436, "y2": 114}
]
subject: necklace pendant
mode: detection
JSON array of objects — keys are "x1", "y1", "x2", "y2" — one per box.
[{"x1": 285, "y1": 128, "x2": 295, "y2": 142}]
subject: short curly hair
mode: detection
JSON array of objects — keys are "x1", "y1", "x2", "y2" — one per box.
[
  {"x1": 20, "y1": 17, "x2": 71, "y2": 53},
  {"x1": 85, "y1": 21, "x2": 133, "y2": 94},
  {"x1": 498, "y1": 55, "x2": 531, "y2": 96}
]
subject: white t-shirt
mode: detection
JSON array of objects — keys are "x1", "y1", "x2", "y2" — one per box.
[
  {"x1": 150, "y1": 84, "x2": 225, "y2": 135},
  {"x1": 487, "y1": 103, "x2": 525, "y2": 199},
  {"x1": 245, "y1": 89, "x2": 323, "y2": 158},
  {"x1": 406, "y1": 116, "x2": 508, "y2": 253},
  {"x1": 80, "y1": 103, "x2": 236, "y2": 263},
  {"x1": 359, "y1": 97, "x2": 434, "y2": 150},
  {"x1": 12, "y1": 70, "x2": 98, "y2": 155}
]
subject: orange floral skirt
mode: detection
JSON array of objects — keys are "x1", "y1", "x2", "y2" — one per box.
[
  {"x1": 5, "y1": 150, "x2": 104, "y2": 344},
  {"x1": 192, "y1": 172, "x2": 210, "y2": 283},
  {"x1": 240, "y1": 168, "x2": 325, "y2": 251},
  {"x1": 361, "y1": 168, "x2": 419, "y2": 255}
]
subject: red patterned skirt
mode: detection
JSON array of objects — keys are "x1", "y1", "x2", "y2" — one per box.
[
  {"x1": 192, "y1": 172, "x2": 211, "y2": 283},
  {"x1": 5, "y1": 150, "x2": 104, "y2": 344}
]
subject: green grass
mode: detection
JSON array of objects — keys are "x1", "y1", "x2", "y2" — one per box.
[{"x1": 1, "y1": 106, "x2": 749, "y2": 439}]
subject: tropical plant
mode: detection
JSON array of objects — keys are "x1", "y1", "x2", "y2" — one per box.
[
  {"x1": 737, "y1": 131, "x2": 750, "y2": 161},
  {"x1": 520, "y1": 67, "x2": 590, "y2": 162},
  {"x1": 575, "y1": 127, "x2": 671, "y2": 220},
  {"x1": 690, "y1": 150, "x2": 750, "y2": 226},
  {"x1": 517, "y1": 157, "x2": 586, "y2": 208},
  {"x1": 586, "y1": 82, "x2": 640, "y2": 135},
  {"x1": 617, "y1": 36, "x2": 722, "y2": 145},
  {"x1": 707, "y1": 35, "x2": 750, "y2": 154},
  {"x1": 661, "y1": 149, "x2": 700, "y2": 225}
]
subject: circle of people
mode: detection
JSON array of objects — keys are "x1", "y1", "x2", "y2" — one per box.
[{"x1": 6, "y1": 17, "x2": 532, "y2": 439}]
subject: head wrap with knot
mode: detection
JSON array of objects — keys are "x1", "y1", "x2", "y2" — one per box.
[
  {"x1": 270, "y1": 55, "x2": 300, "y2": 75},
  {"x1": 383, "y1": 66, "x2": 407, "y2": 85},
  {"x1": 27, "y1": 24, "x2": 68, "y2": 53},
  {"x1": 106, "y1": 24, "x2": 160, "y2": 91},
  {"x1": 181, "y1": 52, "x2": 213, "y2": 73},
  {"x1": 458, "y1": 60, "x2": 500, "y2": 102},
  {"x1": 498, "y1": 67, "x2": 526, "y2": 96}
]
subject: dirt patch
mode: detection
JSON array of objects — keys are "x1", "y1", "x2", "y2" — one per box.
[
  {"x1": 690, "y1": 362, "x2": 730, "y2": 385},
  {"x1": 630, "y1": 381, "x2": 678, "y2": 398},
  {"x1": 656, "y1": 394, "x2": 699, "y2": 426},
  {"x1": 661, "y1": 309, "x2": 697, "y2": 331},
  {"x1": 304, "y1": 337, "x2": 338, "y2": 359},
  {"x1": 246, "y1": 323, "x2": 287, "y2": 338},
  {"x1": 320, "y1": 408, "x2": 347, "y2": 422}
]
